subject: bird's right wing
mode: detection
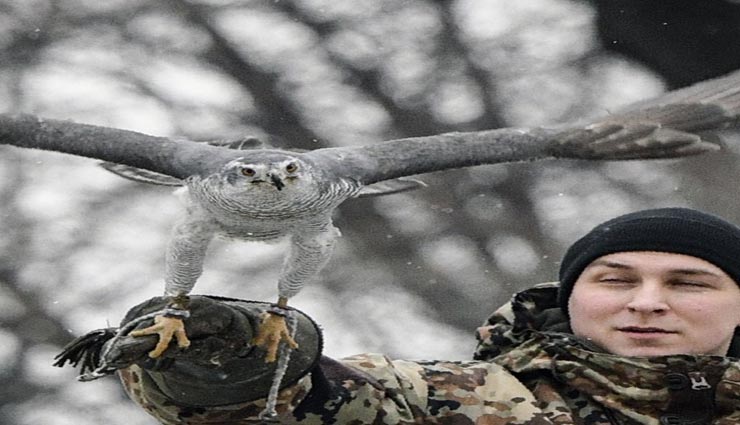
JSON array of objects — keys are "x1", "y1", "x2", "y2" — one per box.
[
  {"x1": 0, "y1": 114, "x2": 242, "y2": 179},
  {"x1": 98, "y1": 136, "x2": 267, "y2": 186},
  {"x1": 307, "y1": 69, "x2": 740, "y2": 185}
]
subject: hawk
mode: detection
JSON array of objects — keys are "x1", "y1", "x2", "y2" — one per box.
[{"x1": 2, "y1": 70, "x2": 739, "y2": 362}]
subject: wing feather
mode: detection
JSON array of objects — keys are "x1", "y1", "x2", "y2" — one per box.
[
  {"x1": 356, "y1": 178, "x2": 427, "y2": 198},
  {"x1": 308, "y1": 69, "x2": 740, "y2": 184},
  {"x1": 100, "y1": 163, "x2": 184, "y2": 186}
]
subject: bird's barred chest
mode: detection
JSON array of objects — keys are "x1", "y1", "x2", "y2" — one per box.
[
  {"x1": 214, "y1": 215, "x2": 332, "y2": 241},
  {"x1": 183, "y1": 178, "x2": 355, "y2": 240}
]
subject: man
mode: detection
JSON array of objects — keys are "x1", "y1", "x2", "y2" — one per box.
[
  {"x1": 56, "y1": 207, "x2": 740, "y2": 424},
  {"x1": 558, "y1": 208, "x2": 740, "y2": 358}
]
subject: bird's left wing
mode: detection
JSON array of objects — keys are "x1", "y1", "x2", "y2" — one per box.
[
  {"x1": 0, "y1": 114, "x2": 241, "y2": 179},
  {"x1": 305, "y1": 69, "x2": 740, "y2": 185}
]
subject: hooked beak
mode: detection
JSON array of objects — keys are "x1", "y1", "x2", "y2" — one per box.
[{"x1": 269, "y1": 173, "x2": 285, "y2": 191}]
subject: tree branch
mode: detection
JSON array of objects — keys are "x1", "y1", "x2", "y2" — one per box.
[{"x1": 162, "y1": 0, "x2": 324, "y2": 149}]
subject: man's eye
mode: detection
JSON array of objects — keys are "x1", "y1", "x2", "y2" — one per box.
[
  {"x1": 599, "y1": 277, "x2": 630, "y2": 284},
  {"x1": 673, "y1": 280, "x2": 708, "y2": 288}
]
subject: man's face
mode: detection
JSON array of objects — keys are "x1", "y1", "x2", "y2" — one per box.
[{"x1": 568, "y1": 251, "x2": 740, "y2": 356}]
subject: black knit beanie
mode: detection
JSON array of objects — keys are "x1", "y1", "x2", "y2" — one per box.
[{"x1": 558, "y1": 208, "x2": 740, "y2": 316}]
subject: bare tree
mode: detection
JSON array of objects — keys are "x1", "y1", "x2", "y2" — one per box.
[{"x1": 0, "y1": 1, "x2": 737, "y2": 424}]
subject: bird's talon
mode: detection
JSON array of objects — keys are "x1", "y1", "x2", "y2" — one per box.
[
  {"x1": 130, "y1": 315, "x2": 190, "y2": 358},
  {"x1": 252, "y1": 311, "x2": 299, "y2": 363}
]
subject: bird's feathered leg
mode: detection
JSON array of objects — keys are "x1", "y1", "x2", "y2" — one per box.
[
  {"x1": 252, "y1": 222, "x2": 340, "y2": 362},
  {"x1": 130, "y1": 201, "x2": 217, "y2": 357}
]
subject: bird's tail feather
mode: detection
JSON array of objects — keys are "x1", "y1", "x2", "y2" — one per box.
[{"x1": 53, "y1": 328, "x2": 116, "y2": 375}]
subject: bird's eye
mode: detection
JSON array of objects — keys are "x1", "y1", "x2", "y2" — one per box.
[
  {"x1": 285, "y1": 162, "x2": 299, "y2": 173},
  {"x1": 241, "y1": 167, "x2": 256, "y2": 177}
]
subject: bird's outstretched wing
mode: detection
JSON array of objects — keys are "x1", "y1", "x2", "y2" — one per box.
[
  {"x1": 0, "y1": 114, "x2": 242, "y2": 179},
  {"x1": 306, "y1": 69, "x2": 740, "y2": 185},
  {"x1": 99, "y1": 136, "x2": 267, "y2": 186}
]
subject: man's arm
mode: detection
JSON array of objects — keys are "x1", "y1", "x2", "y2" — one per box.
[{"x1": 56, "y1": 296, "x2": 541, "y2": 424}]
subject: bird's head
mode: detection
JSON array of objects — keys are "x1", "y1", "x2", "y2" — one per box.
[
  {"x1": 190, "y1": 150, "x2": 355, "y2": 218},
  {"x1": 218, "y1": 152, "x2": 314, "y2": 194}
]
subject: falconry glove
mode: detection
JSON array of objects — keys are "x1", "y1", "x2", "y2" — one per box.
[{"x1": 54, "y1": 295, "x2": 323, "y2": 406}]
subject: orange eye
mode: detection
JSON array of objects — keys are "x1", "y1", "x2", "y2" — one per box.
[
  {"x1": 241, "y1": 167, "x2": 255, "y2": 177},
  {"x1": 285, "y1": 162, "x2": 298, "y2": 173}
]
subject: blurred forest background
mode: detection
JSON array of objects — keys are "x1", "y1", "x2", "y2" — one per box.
[{"x1": 1, "y1": 0, "x2": 740, "y2": 423}]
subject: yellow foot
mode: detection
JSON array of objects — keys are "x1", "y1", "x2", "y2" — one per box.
[
  {"x1": 130, "y1": 315, "x2": 191, "y2": 358},
  {"x1": 251, "y1": 310, "x2": 299, "y2": 363}
]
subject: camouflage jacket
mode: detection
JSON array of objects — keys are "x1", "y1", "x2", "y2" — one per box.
[{"x1": 121, "y1": 283, "x2": 740, "y2": 424}]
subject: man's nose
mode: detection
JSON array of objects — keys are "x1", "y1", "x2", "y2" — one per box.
[{"x1": 625, "y1": 282, "x2": 670, "y2": 313}]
